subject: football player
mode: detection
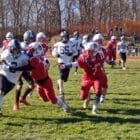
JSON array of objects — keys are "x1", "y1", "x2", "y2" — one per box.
[
  {"x1": 2, "y1": 32, "x2": 14, "y2": 50},
  {"x1": 0, "y1": 39, "x2": 29, "y2": 115},
  {"x1": 60, "y1": 42, "x2": 104, "y2": 114},
  {"x1": 10, "y1": 42, "x2": 70, "y2": 113},
  {"x1": 106, "y1": 36, "x2": 117, "y2": 68},
  {"x1": 92, "y1": 33, "x2": 110, "y2": 103},
  {"x1": 52, "y1": 30, "x2": 75, "y2": 101},
  {"x1": 13, "y1": 30, "x2": 36, "y2": 111},
  {"x1": 36, "y1": 32, "x2": 50, "y2": 69},
  {"x1": 117, "y1": 35, "x2": 128, "y2": 70},
  {"x1": 70, "y1": 31, "x2": 83, "y2": 75}
]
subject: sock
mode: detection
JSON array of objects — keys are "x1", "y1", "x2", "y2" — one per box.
[
  {"x1": 23, "y1": 87, "x2": 33, "y2": 98},
  {"x1": 92, "y1": 95, "x2": 100, "y2": 111},
  {"x1": 0, "y1": 95, "x2": 3, "y2": 109},
  {"x1": 56, "y1": 96, "x2": 68, "y2": 110},
  {"x1": 16, "y1": 89, "x2": 21, "y2": 103}
]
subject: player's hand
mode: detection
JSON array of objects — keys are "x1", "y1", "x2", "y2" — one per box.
[
  {"x1": 45, "y1": 59, "x2": 50, "y2": 70},
  {"x1": 56, "y1": 54, "x2": 60, "y2": 57},
  {"x1": 67, "y1": 52, "x2": 73, "y2": 56},
  {"x1": 0, "y1": 59, "x2": 7, "y2": 64},
  {"x1": 9, "y1": 66, "x2": 16, "y2": 73},
  {"x1": 59, "y1": 64, "x2": 65, "y2": 69}
]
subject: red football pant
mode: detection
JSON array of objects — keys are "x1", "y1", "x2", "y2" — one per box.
[
  {"x1": 80, "y1": 79, "x2": 102, "y2": 100},
  {"x1": 36, "y1": 78, "x2": 57, "y2": 104},
  {"x1": 100, "y1": 72, "x2": 108, "y2": 89},
  {"x1": 108, "y1": 50, "x2": 116, "y2": 61}
]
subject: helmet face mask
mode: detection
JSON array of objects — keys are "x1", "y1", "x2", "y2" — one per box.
[
  {"x1": 10, "y1": 48, "x2": 21, "y2": 58},
  {"x1": 8, "y1": 39, "x2": 21, "y2": 58},
  {"x1": 36, "y1": 32, "x2": 46, "y2": 42},
  {"x1": 111, "y1": 36, "x2": 117, "y2": 43},
  {"x1": 85, "y1": 43, "x2": 94, "y2": 57},
  {"x1": 28, "y1": 42, "x2": 44, "y2": 57},
  {"x1": 6, "y1": 32, "x2": 14, "y2": 41},
  {"x1": 73, "y1": 31, "x2": 79, "y2": 38},
  {"x1": 93, "y1": 34, "x2": 104, "y2": 45},
  {"x1": 23, "y1": 30, "x2": 35, "y2": 43},
  {"x1": 85, "y1": 42, "x2": 99, "y2": 57},
  {"x1": 120, "y1": 35, "x2": 125, "y2": 41},
  {"x1": 60, "y1": 31, "x2": 69, "y2": 43}
]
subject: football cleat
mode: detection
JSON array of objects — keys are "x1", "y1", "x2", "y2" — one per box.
[
  {"x1": 118, "y1": 60, "x2": 121, "y2": 66},
  {"x1": 83, "y1": 99, "x2": 90, "y2": 109},
  {"x1": 27, "y1": 92, "x2": 32, "y2": 97},
  {"x1": 100, "y1": 95, "x2": 105, "y2": 103},
  {"x1": 74, "y1": 72, "x2": 78, "y2": 75},
  {"x1": 56, "y1": 96, "x2": 71, "y2": 113},
  {"x1": 0, "y1": 108, "x2": 3, "y2": 116},
  {"x1": 63, "y1": 105, "x2": 71, "y2": 113},
  {"x1": 122, "y1": 67, "x2": 126, "y2": 70},
  {"x1": 13, "y1": 103, "x2": 19, "y2": 111},
  {"x1": 83, "y1": 96, "x2": 90, "y2": 109},
  {"x1": 19, "y1": 96, "x2": 31, "y2": 106},
  {"x1": 92, "y1": 110, "x2": 97, "y2": 115}
]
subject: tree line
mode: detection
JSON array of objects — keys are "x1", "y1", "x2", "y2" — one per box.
[{"x1": 0, "y1": 0, "x2": 140, "y2": 41}]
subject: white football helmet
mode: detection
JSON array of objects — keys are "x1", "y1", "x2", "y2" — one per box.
[
  {"x1": 85, "y1": 42, "x2": 99, "y2": 51},
  {"x1": 36, "y1": 32, "x2": 46, "y2": 42},
  {"x1": 84, "y1": 42, "x2": 99, "y2": 57},
  {"x1": 111, "y1": 36, "x2": 117, "y2": 40},
  {"x1": 8, "y1": 39, "x2": 21, "y2": 58},
  {"x1": 83, "y1": 34, "x2": 89, "y2": 40},
  {"x1": 84, "y1": 42, "x2": 94, "y2": 51},
  {"x1": 6, "y1": 32, "x2": 14, "y2": 41},
  {"x1": 93, "y1": 33, "x2": 104, "y2": 42},
  {"x1": 60, "y1": 31, "x2": 69, "y2": 43},
  {"x1": 23, "y1": 30, "x2": 36, "y2": 43},
  {"x1": 120, "y1": 35, "x2": 125, "y2": 40},
  {"x1": 28, "y1": 42, "x2": 44, "y2": 57},
  {"x1": 73, "y1": 31, "x2": 79, "y2": 38}
]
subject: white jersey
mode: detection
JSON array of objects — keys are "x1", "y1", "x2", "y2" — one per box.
[
  {"x1": 0, "y1": 49, "x2": 29, "y2": 84},
  {"x1": 52, "y1": 41, "x2": 74, "y2": 64},
  {"x1": 82, "y1": 40, "x2": 88, "y2": 49},
  {"x1": 117, "y1": 41, "x2": 128, "y2": 53},
  {"x1": 70, "y1": 37, "x2": 82, "y2": 56}
]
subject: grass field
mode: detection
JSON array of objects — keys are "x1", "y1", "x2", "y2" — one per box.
[{"x1": 0, "y1": 58, "x2": 140, "y2": 140}]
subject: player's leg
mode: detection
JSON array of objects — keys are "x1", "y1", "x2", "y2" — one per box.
[
  {"x1": 36, "y1": 85, "x2": 49, "y2": 102},
  {"x1": 74, "y1": 55, "x2": 79, "y2": 75},
  {"x1": 0, "y1": 75, "x2": 15, "y2": 115},
  {"x1": 20, "y1": 72, "x2": 34, "y2": 105},
  {"x1": 13, "y1": 76, "x2": 23, "y2": 111},
  {"x1": 122, "y1": 53, "x2": 127, "y2": 70},
  {"x1": 80, "y1": 80, "x2": 91, "y2": 109},
  {"x1": 42, "y1": 78, "x2": 70, "y2": 112},
  {"x1": 57, "y1": 66, "x2": 70, "y2": 101},
  {"x1": 100, "y1": 73, "x2": 108, "y2": 103},
  {"x1": 92, "y1": 80, "x2": 102, "y2": 114},
  {"x1": 75, "y1": 66, "x2": 78, "y2": 75},
  {"x1": 112, "y1": 50, "x2": 116, "y2": 68}
]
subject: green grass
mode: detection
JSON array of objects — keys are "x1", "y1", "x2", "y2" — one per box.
[{"x1": 0, "y1": 58, "x2": 140, "y2": 140}]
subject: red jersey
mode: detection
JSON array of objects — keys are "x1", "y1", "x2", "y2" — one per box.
[
  {"x1": 29, "y1": 57, "x2": 48, "y2": 81},
  {"x1": 77, "y1": 52, "x2": 103, "y2": 80},
  {"x1": 106, "y1": 40, "x2": 117, "y2": 61},
  {"x1": 98, "y1": 48, "x2": 109, "y2": 65},
  {"x1": 40, "y1": 43, "x2": 48, "y2": 54},
  {"x1": 2, "y1": 40, "x2": 10, "y2": 49},
  {"x1": 106, "y1": 40, "x2": 117, "y2": 51}
]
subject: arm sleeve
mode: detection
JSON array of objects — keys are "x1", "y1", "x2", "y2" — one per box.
[
  {"x1": 9, "y1": 63, "x2": 33, "y2": 71},
  {"x1": 65, "y1": 62, "x2": 78, "y2": 68}
]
